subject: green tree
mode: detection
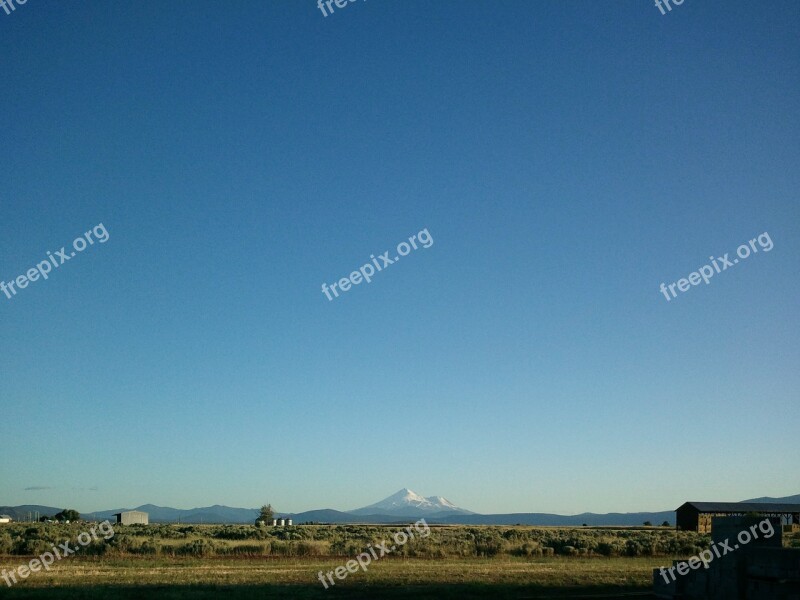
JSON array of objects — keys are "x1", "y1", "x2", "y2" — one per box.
[
  {"x1": 54, "y1": 509, "x2": 81, "y2": 523},
  {"x1": 256, "y1": 504, "x2": 274, "y2": 526},
  {"x1": 643, "y1": 521, "x2": 652, "y2": 526},
  {"x1": 662, "y1": 521, "x2": 671, "y2": 527}
]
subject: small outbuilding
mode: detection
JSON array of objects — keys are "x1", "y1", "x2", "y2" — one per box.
[
  {"x1": 0, "y1": 515, "x2": 12, "y2": 524},
  {"x1": 114, "y1": 510, "x2": 149, "y2": 525}
]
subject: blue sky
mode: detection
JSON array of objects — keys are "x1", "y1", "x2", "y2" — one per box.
[{"x1": 1, "y1": 0, "x2": 798, "y2": 516}]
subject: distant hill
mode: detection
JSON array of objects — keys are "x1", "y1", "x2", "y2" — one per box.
[
  {"x1": 437, "y1": 511, "x2": 675, "y2": 526},
  {"x1": 289, "y1": 508, "x2": 455, "y2": 524},
  {"x1": 0, "y1": 505, "x2": 64, "y2": 521},
  {"x1": 2, "y1": 491, "x2": 796, "y2": 525},
  {"x1": 89, "y1": 504, "x2": 260, "y2": 524},
  {"x1": 0, "y1": 504, "x2": 674, "y2": 526},
  {"x1": 743, "y1": 494, "x2": 800, "y2": 504},
  {"x1": 289, "y1": 509, "x2": 410, "y2": 524},
  {"x1": 286, "y1": 509, "x2": 357, "y2": 524}
]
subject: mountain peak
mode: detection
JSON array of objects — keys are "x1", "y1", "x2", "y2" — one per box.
[
  {"x1": 391, "y1": 488, "x2": 427, "y2": 501},
  {"x1": 426, "y1": 495, "x2": 458, "y2": 509},
  {"x1": 350, "y1": 489, "x2": 473, "y2": 517}
]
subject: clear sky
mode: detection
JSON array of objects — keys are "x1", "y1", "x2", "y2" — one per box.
[{"x1": 1, "y1": 0, "x2": 798, "y2": 516}]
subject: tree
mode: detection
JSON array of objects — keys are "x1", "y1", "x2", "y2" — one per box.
[
  {"x1": 256, "y1": 504, "x2": 274, "y2": 526},
  {"x1": 54, "y1": 509, "x2": 80, "y2": 523},
  {"x1": 643, "y1": 521, "x2": 652, "y2": 526},
  {"x1": 662, "y1": 521, "x2": 670, "y2": 527}
]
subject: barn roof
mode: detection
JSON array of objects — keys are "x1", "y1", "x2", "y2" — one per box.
[{"x1": 677, "y1": 501, "x2": 800, "y2": 513}]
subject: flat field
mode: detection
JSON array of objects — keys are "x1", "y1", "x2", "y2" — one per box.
[
  {"x1": 2, "y1": 523, "x2": 795, "y2": 598},
  {"x1": 0, "y1": 555, "x2": 663, "y2": 599}
]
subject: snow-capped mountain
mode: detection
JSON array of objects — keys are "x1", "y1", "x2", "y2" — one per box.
[{"x1": 350, "y1": 488, "x2": 473, "y2": 516}]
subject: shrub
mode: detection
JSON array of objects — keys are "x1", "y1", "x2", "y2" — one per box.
[
  {"x1": 269, "y1": 540, "x2": 292, "y2": 556},
  {"x1": 510, "y1": 541, "x2": 538, "y2": 557},
  {"x1": 13, "y1": 538, "x2": 52, "y2": 556},
  {"x1": 224, "y1": 544, "x2": 266, "y2": 556},
  {"x1": 596, "y1": 542, "x2": 616, "y2": 556},
  {"x1": 296, "y1": 541, "x2": 329, "y2": 556},
  {"x1": 0, "y1": 522, "x2": 714, "y2": 561},
  {"x1": 213, "y1": 526, "x2": 256, "y2": 541},
  {"x1": 475, "y1": 540, "x2": 503, "y2": 557},
  {"x1": 177, "y1": 539, "x2": 216, "y2": 556},
  {"x1": 625, "y1": 540, "x2": 644, "y2": 556},
  {"x1": 80, "y1": 541, "x2": 110, "y2": 556},
  {"x1": 138, "y1": 541, "x2": 159, "y2": 555},
  {"x1": 0, "y1": 533, "x2": 13, "y2": 555}
]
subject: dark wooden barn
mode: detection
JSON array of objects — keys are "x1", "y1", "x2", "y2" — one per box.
[{"x1": 675, "y1": 501, "x2": 800, "y2": 533}]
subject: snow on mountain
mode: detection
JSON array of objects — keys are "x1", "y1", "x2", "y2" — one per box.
[
  {"x1": 350, "y1": 488, "x2": 473, "y2": 516},
  {"x1": 425, "y1": 495, "x2": 460, "y2": 510}
]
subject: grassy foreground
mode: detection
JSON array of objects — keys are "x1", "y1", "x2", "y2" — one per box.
[
  {"x1": 12, "y1": 523, "x2": 796, "y2": 598},
  {"x1": 0, "y1": 556, "x2": 662, "y2": 599}
]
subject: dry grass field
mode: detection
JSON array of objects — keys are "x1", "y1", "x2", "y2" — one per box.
[
  {"x1": 2, "y1": 524, "x2": 796, "y2": 598},
  {"x1": 0, "y1": 555, "x2": 663, "y2": 599},
  {"x1": 0, "y1": 523, "x2": 699, "y2": 599}
]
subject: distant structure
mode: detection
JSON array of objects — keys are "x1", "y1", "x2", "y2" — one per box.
[
  {"x1": 114, "y1": 511, "x2": 149, "y2": 525},
  {"x1": 675, "y1": 502, "x2": 800, "y2": 533},
  {"x1": 0, "y1": 515, "x2": 12, "y2": 524},
  {"x1": 267, "y1": 518, "x2": 292, "y2": 527}
]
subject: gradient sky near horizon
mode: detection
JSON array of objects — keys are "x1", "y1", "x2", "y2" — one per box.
[{"x1": 1, "y1": 0, "x2": 798, "y2": 516}]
